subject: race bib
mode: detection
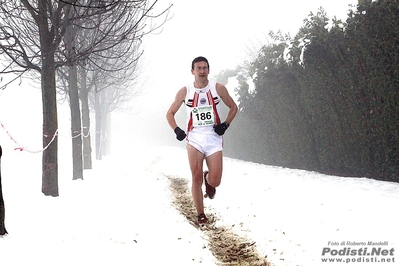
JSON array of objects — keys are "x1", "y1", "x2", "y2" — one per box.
[{"x1": 192, "y1": 105, "x2": 214, "y2": 127}]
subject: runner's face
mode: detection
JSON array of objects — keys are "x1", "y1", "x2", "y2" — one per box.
[{"x1": 192, "y1": 61, "x2": 209, "y2": 79}]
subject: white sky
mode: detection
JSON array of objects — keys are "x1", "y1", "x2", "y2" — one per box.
[{"x1": 141, "y1": 0, "x2": 358, "y2": 101}]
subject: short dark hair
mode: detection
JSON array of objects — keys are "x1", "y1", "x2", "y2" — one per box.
[{"x1": 191, "y1": 56, "x2": 209, "y2": 70}]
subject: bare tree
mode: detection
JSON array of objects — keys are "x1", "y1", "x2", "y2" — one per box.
[
  {"x1": 60, "y1": 0, "x2": 169, "y2": 176},
  {"x1": 0, "y1": 0, "x2": 170, "y2": 193},
  {"x1": 0, "y1": 1, "x2": 72, "y2": 196},
  {"x1": 85, "y1": 51, "x2": 142, "y2": 160}
]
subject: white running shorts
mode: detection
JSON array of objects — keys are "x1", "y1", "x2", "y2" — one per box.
[{"x1": 186, "y1": 131, "x2": 223, "y2": 157}]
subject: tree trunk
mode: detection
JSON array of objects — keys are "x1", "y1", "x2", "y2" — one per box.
[
  {"x1": 95, "y1": 90, "x2": 102, "y2": 160},
  {"x1": 64, "y1": 7, "x2": 84, "y2": 179},
  {"x1": 80, "y1": 67, "x2": 92, "y2": 169},
  {"x1": 101, "y1": 112, "x2": 111, "y2": 157},
  {"x1": 41, "y1": 54, "x2": 59, "y2": 197},
  {"x1": 0, "y1": 146, "x2": 8, "y2": 235},
  {"x1": 68, "y1": 65, "x2": 84, "y2": 180},
  {"x1": 37, "y1": 0, "x2": 59, "y2": 197}
]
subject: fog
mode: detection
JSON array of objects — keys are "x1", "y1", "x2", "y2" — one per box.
[
  {"x1": 1, "y1": 3, "x2": 397, "y2": 265},
  {"x1": 113, "y1": 0, "x2": 359, "y2": 150},
  {"x1": 0, "y1": 0, "x2": 359, "y2": 163}
]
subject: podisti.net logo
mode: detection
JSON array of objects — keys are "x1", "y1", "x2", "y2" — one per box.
[{"x1": 321, "y1": 241, "x2": 396, "y2": 264}]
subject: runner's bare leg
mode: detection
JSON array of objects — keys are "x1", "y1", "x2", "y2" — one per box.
[
  {"x1": 205, "y1": 151, "x2": 223, "y2": 188},
  {"x1": 187, "y1": 144, "x2": 205, "y2": 215}
]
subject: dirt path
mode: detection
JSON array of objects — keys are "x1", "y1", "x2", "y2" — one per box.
[{"x1": 167, "y1": 175, "x2": 272, "y2": 266}]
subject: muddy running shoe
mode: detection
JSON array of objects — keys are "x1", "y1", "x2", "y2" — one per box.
[
  {"x1": 203, "y1": 171, "x2": 216, "y2": 199},
  {"x1": 197, "y1": 213, "x2": 208, "y2": 227}
]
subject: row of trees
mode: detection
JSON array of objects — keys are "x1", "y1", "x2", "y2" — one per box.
[
  {"x1": 224, "y1": 0, "x2": 399, "y2": 182},
  {"x1": 0, "y1": 0, "x2": 170, "y2": 199}
]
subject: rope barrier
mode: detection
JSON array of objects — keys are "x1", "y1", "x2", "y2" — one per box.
[
  {"x1": 0, "y1": 121, "x2": 58, "y2": 153},
  {"x1": 58, "y1": 130, "x2": 91, "y2": 139},
  {"x1": 0, "y1": 121, "x2": 92, "y2": 153}
]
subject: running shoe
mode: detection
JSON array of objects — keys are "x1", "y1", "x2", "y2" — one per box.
[
  {"x1": 203, "y1": 171, "x2": 216, "y2": 199},
  {"x1": 197, "y1": 213, "x2": 208, "y2": 226}
]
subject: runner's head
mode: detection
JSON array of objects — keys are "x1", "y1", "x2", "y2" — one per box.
[{"x1": 192, "y1": 56, "x2": 209, "y2": 70}]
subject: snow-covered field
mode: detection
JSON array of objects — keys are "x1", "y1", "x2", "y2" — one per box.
[
  {"x1": 1, "y1": 137, "x2": 398, "y2": 266},
  {"x1": 1, "y1": 85, "x2": 398, "y2": 265}
]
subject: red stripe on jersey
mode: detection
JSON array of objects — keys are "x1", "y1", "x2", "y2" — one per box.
[
  {"x1": 187, "y1": 92, "x2": 200, "y2": 133},
  {"x1": 193, "y1": 92, "x2": 199, "y2": 107},
  {"x1": 207, "y1": 91, "x2": 221, "y2": 125}
]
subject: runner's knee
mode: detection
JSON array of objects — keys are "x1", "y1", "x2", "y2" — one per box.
[
  {"x1": 192, "y1": 172, "x2": 203, "y2": 187},
  {"x1": 207, "y1": 173, "x2": 221, "y2": 187}
]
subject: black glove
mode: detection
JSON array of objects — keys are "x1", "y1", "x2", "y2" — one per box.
[
  {"x1": 174, "y1": 126, "x2": 186, "y2": 141},
  {"x1": 214, "y1": 122, "x2": 229, "y2": 136}
]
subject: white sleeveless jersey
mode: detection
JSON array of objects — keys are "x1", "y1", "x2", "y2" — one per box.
[{"x1": 185, "y1": 80, "x2": 222, "y2": 134}]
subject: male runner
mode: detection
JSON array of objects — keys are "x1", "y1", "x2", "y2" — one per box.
[{"x1": 166, "y1": 56, "x2": 238, "y2": 226}]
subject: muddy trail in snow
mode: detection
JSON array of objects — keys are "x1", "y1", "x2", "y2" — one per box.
[{"x1": 167, "y1": 176, "x2": 272, "y2": 266}]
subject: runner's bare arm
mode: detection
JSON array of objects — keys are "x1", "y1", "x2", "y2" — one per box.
[
  {"x1": 216, "y1": 83, "x2": 238, "y2": 125},
  {"x1": 166, "y1": 87, "x2": 187, "y2": 130}
]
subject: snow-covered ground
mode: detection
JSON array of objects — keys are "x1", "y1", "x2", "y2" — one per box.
[
  {"x1": 1, "y1": 135, "x2": 398, "y2": 265},
  {"x1": 1, "y1": 84, "x2": 398, "y2": 265}
]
